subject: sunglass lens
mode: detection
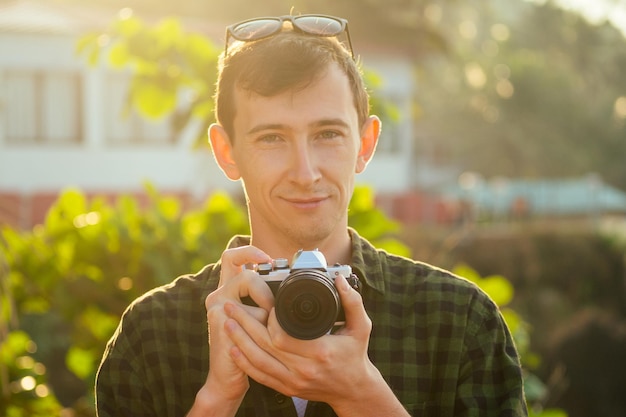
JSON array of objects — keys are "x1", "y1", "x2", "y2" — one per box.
[
  {"x1": 293, "y1": 16, "x2": 343, "y2": 36},
  {"x1": 232, "y1": 19, "x2": 282, "y2": 41}
]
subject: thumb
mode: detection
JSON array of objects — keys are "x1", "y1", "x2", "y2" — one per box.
[{"x1": 335, "y1": 274, "x2": 371, "y2": 337}]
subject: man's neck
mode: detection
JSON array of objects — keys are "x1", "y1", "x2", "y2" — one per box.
[{"x1": 249, "y1": 229, "x2": 352, "y2": 267}]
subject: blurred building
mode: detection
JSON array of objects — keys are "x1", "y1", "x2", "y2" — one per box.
[
  {"x1": 440, "y1": 173, "x2": 626, "y2": 223},
  {"x1": 0, "y1": 0, "x2": 417, "y2": 228}
]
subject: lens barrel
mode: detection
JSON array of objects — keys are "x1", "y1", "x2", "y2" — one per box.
[{"x1": 274, "y1": 269, "x2": 340, "y2": 340}]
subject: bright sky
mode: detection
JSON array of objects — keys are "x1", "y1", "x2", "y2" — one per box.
[{"x1": 527, "y1": 0, "x2": 626, "y2": 36}]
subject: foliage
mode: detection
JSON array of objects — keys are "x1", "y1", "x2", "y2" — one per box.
[
  {"x1": 0, "y1": 184, "x2": 407, "y2": 415},
  {"x1": 349, "y1": 185, "x2": 411, "y2": 257},
  {"x1": 1, "y1": 182, "x2": 567, "y2": 415},
  {"x1": 77, "y1": 11, "x2": 402, "y2": 149},
  {"x1": 74, "y1": 0, "x2": 626, "y2": 190},
  {"x1": 415, "y1": 0, "x2": 626, "y2": 189},
  {"x1": 0, "y1": 331, "x2": 62, "y2": 416},
  {"x1": 77, "y1": 12, "x2": 220, "y2": 148}
]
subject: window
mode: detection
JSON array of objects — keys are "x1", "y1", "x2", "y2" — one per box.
[
  {"x1": 105, "y1": 74, "x2": 173, "y2": 145},
  {"x1": 2, "y1": 70, "x2": 83, "y2": 144}
]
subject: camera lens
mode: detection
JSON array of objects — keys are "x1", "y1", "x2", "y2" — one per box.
[
  {"x1": 275, "y1": 269, "x2": 340, "y2": 340},
  {"x1": 292, "y1": 293, "x2": 320, "y2": 320}
]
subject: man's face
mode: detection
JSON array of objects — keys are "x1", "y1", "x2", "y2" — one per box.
[{"x1": 224, "y1": 63, "x2": 375, "y2": 248}]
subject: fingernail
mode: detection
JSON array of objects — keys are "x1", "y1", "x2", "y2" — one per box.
[
  {"x1": 224, "y1": 302, "x2": 234, "y2": 316},
  {"x1": 335, "y1": 273, "x2": 349, "y2": 292},
  {"x1": 224, "y1": 319, "x2": 237, "y2": 333},
  {"x1": 230, "y1": 346, "x2": 242, "y2": 358}
]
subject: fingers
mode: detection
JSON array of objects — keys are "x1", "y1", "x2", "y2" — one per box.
[
  {"x1": 333, "y1": 274, "x2": 372, "y2": 338},
  {"x1": 206, "y1": 245, "x2": 275, "y2": 311},
  {"x1": 200, "y1": 246, "x2": 276, "y2": 403},
  {"x1": 219, "y1": 245, "x2": 272, "y2": 284},
  {"x1": 223, "y1": 303, "x2": 291, "y2": 391},
  {"x1": 223, "y1": 293, "x2": 373, "y2": 401}
]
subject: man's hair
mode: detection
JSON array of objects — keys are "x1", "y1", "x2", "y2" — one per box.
[{"x1": 214, "y1": 30, "x2": 370, "y2": 140}]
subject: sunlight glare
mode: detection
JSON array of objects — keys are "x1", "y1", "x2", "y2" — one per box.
[
  {"x1": 615, "y1": 96, "x2": 626, "y2": 119},
  {"x1": 20, "y1": 376, "x2": 37, "y2": 391},
  {"x1": 465, "y1": 62, "x2": 487, "y2": 89},
  {"x1": 459, "y1": 20, "x2": 477, "y2": 40},
  {"x1": 491, "y1": 24, "x2": 510, "y2": 42}
]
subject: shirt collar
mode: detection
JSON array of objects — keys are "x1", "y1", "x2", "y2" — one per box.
[{"x1": 346, "y1": 227, "x2": 385, "y2": 294}]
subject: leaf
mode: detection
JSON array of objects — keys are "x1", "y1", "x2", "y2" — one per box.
[
  {"x1": 132, "y1": 79, "x2": 177, "y2": 118},
  {"x1": 207, "y1": 191, "x2": 236, "y2": 213},
  {"x1": 66, "y1": 346, "x2": 96, "y2": 380},
  {"x1": 154, "y1": 18, "x2": 183, "y2": 49},
  {"x1": 534, "y1": 410, "x2": 568, "y2": 417},
  {"x1": 108, "y1": 43, "x2": 130, "y2": 68},
  {"x1": 157, "y1": 197, "x2": 181, "y2": 221},
  {"x1": 453, "y1": 264, "x2": 482, "y2": 283},
  {"x1": 0, "y1": 331, "x2": 31, "y2": 363},
  {"x1": 45, "y1": 189, "x2": 87, "y2": 234},
  {"x1": 524, "y1": 371, "x2": 547, "y2": 402},
  {"x1": 453, "y1": 265, "x2": 514, "y2": 307},
  {"x1": 112, "y1": 15, "x2": 142, "y2": 38},
  {"x1": 500, "y1": 307, "x2": 521, "y2": 334},
  {"x1": 480, "y1": 274, "x2": 514, "y2": 306},
  {"x1": 75, "y1": 33, "x2": 102, "y2": 66},
  {"x1": 78, "y1": 307, "x2": 119, "y2": 341},
  {"x1": 373, "y1": 238, "x2": 412, "y2": 257},
  {"x1": 349, "y1": 185, "x2": 375, "y2": 211},
  {"x1": 52, "y1": 238, "x2": 76, "y2": 273}
]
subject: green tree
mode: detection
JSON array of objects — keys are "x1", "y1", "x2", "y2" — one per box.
[
  {"x1": 414, "y1": 0, "x2": 626, "y2": 189},
  {"x1": 77, "y1": 7, "x2": 439, "y2": 149},
  {"x1": 78, "y1": 14, "x2": 220, "y2": 148}
]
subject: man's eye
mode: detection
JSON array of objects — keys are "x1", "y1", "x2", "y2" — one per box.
[
  {"x1": 318, "y1": 131, "x2": 341, "y2": 140},
  {"x1": 258, "y1": 134, "x2": 281, "y2": 143}
]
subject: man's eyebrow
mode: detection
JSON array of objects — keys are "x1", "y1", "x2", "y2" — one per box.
[
  {"x1": 246, "y1": 119, "x2": 351, "y2": 136},
  {"x1": 246, "y1": 123, "x2": 286, "y2": 135},
  {"x1": 311, "y1": 118, "x2": 351, "y2": 129}
]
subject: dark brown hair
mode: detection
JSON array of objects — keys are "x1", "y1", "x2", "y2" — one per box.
[{"x1": 214, "y1": 30, "x2": 370, "y2": 140}]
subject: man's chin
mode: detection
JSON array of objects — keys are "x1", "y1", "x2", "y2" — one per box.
[{"x1": 281, "y1": 223, "x2": 335, "y2": 248}]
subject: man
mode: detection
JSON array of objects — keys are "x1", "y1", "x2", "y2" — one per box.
[{"x1": 96, "y1": 14, "x2": 527, "y2": 417}]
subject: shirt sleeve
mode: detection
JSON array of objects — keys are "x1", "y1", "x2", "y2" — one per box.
[
  {"x1": 95, "y1": 311, "x2": 155, "y2": 417},
  {"x1": 454, "y1": 293, "x2": 528, "y2": 417}
]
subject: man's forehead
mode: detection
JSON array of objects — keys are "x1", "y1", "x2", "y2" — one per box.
[
  {"x1": 234, "y1": 62, "x2": 351, "y2": 101},
  {"x1": 230, "y1": 65, "x2": 359, "y2": 136}
]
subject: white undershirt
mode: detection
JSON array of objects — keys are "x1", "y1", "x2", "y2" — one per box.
[{"x1": 292, "y1": 396, "x2": 308, "y2": 417}]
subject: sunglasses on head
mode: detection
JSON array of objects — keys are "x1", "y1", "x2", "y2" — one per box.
[{"x1": 225, "y1": 14, "x2": 354, "y2": 58}]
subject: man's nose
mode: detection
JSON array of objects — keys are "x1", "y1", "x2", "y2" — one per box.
[{"x1": 288, "y1": 142, "x2": 322, "y2": 186}]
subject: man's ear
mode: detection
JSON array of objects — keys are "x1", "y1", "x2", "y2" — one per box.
[
  {"x1": 355, "y1": 115, "x2": 381, "y2": 174},
  {"x1": 208, "y1": 124, "x2": 241, "y2": 180}
]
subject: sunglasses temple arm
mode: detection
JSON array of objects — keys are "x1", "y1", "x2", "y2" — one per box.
[{"x1": 345, "y1": 25, "x2": 355, "y2": 60}]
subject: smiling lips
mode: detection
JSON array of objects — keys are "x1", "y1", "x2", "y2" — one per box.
[{"x1": 283, "y1": 196, "x2": 328, "y2": 209}]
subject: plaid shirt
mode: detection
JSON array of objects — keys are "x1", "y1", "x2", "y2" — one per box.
[{"x1": 96, "y1": 229, "x2": 527, "y2": 417}]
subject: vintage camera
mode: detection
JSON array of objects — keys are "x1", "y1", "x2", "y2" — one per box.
[{"x1": 250, "y1": 249, "x2": 360, "y2": 340}]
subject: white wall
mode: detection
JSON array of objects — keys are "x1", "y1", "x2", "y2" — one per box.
[
  {"x1": 358, "y1": 55, "x2": 415, "y2": 192},
  {"x1": 0, "y1": 29, "x2": 415, "y2": 199}
]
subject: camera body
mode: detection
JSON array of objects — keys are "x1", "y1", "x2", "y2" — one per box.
[{"x1": 252, "y1": 249, "x2": 360, "y2": 340}]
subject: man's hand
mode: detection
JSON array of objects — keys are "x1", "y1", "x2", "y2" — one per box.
[
  {"x1": 187, "y1": 246, "x2": 274, "y2": 417},
  {"x1": 222, "y1": 273, "x2": 411, "y2": 417}
]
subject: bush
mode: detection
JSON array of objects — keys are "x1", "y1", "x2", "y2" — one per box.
[
  {"x1": 0, "y1": 184, "x2": 408, "y2": 415},
  {"x1": 1, "y1": 184, "x2": 562, "y2": 415}
]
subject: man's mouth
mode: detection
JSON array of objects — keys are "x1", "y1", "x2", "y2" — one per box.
[{"x1": 283, "y1": 196, "x2": 328, "y2": 209}]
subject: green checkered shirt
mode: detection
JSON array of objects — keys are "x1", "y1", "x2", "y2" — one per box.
[{"x1": 96, "y1": 229, "x2": 527, "y2": 416}]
